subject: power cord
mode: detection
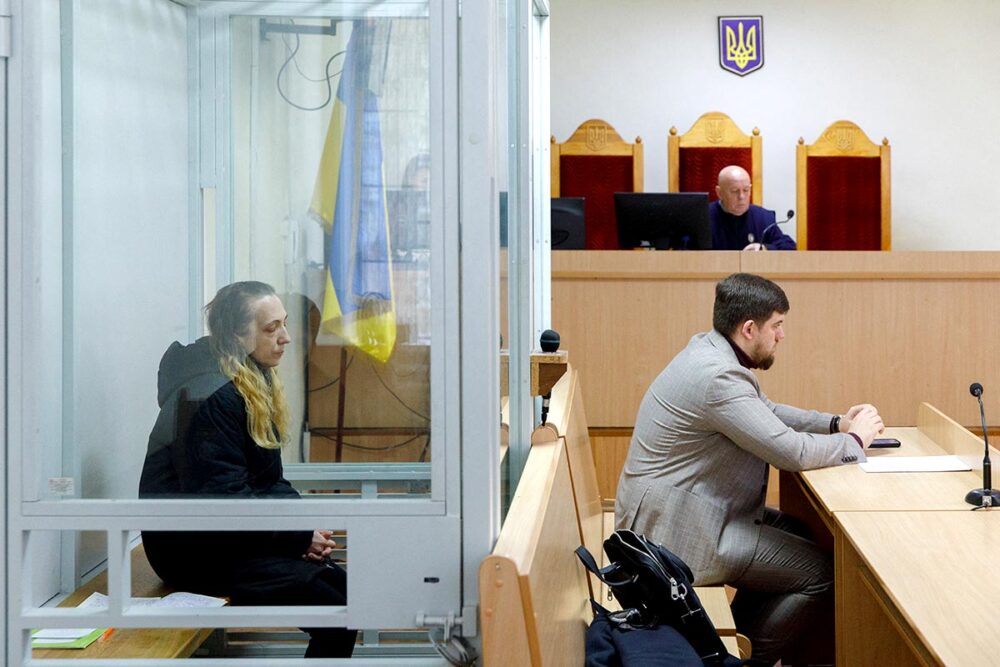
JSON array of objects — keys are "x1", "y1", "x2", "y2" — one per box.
[
  {"x1": 429, "y1": 632, "x2": 476, "y2": 667},
  {"x1": 275, "y1": 19, "x2": 346, "y2": 111}
]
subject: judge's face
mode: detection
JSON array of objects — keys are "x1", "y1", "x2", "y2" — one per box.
[
  {"x1": 717, "y1": 169, "x2": 752, "y2": 216},
  {"x1": 749, "y1": 310, "x2": 785, "y2": 370},
  {"x1": 248, "y1": 295, "x2": 290, "y2": 368}
]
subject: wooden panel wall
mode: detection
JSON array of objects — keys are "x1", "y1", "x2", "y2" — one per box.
[
  {"x1": 553, "y1": 251, "x2": 1000, "y2": 430},
  {"x1": 551, "y1": 251, "x2": 739, "y2": 428}
]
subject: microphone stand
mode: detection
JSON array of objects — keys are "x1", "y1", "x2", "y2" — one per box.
[
  {"x1": 966, "y1": 383, "x2": 1000, "y2": 508},
  {"x1": 759, "y1": 210, "x2": 794, "y2": 248},
  {"x1": 539, "y1": 329, "x2": 561, "y2": 425}
]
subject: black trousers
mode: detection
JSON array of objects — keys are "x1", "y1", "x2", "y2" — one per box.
[
  {"x1": 226, "y1": 557, "x2": 358, "y2": 658},
  {"x1": 144, "y1": 532, "x2": 357, "y2": 658}
]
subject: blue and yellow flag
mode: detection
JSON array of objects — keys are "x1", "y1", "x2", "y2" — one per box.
[{"x1": 309, "y1": 20, "x2": 395, "y2": 362}]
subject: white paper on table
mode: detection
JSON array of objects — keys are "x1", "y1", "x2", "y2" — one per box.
[
  {"x1": 32, "y1": 592, "x2": 108, "y2": 639},
  {"x1": 68, "y1": 591, "x2": 224, "y2": 609},
  {"x1": 34, "y1": 590, "x2": 224, "y2": 640},
  {"x1": 155, "y1": 592, "x2": 227, "y2": 608},
  {"x1": 860, "y1": 455, "x2": 972, "y2": 473}
]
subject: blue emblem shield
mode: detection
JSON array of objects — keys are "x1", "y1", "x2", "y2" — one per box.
[{"x1": 719, "y1": 16, "x2": 764, "y2": 76}]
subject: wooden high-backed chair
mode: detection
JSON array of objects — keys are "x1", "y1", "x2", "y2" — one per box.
[
  {"x1": 796, "y1": 120, "x2": 891, "y2": 250},
  {"x1": 668, "y1": 111, "x2": 762, "y2": 204},
  {"x1": 551, "y1": 119, "x2": 643, "y2": 249}
]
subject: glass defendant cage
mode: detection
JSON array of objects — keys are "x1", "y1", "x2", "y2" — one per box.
[{"x1": 5, "y1": 0, "x2": 550, "y2": 663}]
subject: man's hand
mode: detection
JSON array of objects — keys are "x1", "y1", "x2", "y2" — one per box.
[
  {"x1": 303, "y1": 529, "x2": 337, "y2": 562},
  {"x1": 741, "y1": 242, "x2": 767, "y2": 251},
  {"x1": 841, "y1": 404, "x2": 880, "y2": 432},
  {"x1": 843, "y1": 406, "x2": 884, "y2": 447}
]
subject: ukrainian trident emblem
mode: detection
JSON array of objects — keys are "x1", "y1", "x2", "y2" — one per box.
[{"x1": 719, "y1": 16, "x2": 764, "y2": 76}]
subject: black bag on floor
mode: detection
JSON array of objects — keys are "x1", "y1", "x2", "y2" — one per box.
[{"x1": 576, "y1": 528, "x2": 735, "y2": 666}]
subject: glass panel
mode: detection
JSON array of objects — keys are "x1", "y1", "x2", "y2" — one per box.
[
  {"x1": 43, "y1": 3, "x2": 434, "y2": 509},
  {"x1": 496, "y1": 0, "x2": 512, "y2": 517},
  {"x1": 230, "y1": 11, "x2": 432, "y2": 483},
  {"x1": 500, "y1": 0, "x2": 537, "y2": 514},
  {"x1": 63, "y1": 0, "x2": 193, "y2": 508}
]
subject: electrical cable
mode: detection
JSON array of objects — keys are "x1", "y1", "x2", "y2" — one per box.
[
  {"x1": 307, "y1": 351, "x2": 355, "y2": 393},
  {"x1": 313, "y1": 430, "x2": 428, "y2": 452},
  {"x1": 274, "y1": 19, "x2": 346, "y2": 111},
  {"x1": 367, "y1": 357, "x2": 431, "y2": 422}
]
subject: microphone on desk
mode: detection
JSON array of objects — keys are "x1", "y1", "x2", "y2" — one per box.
[
  {"x1": 539, "y1": 329, "x2": 561, "y2": 426},
  {"x1": 965, "y1": 382, "x2": 1000, "y2": 508},
  {"x1": 760, "y1": 210, "x2": 794, "y2": 246}
]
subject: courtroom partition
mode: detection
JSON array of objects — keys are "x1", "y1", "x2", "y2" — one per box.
[
  {"x1": 479, "y1": 438, "x2": 590, "y2": 667},
  {"x1": 530, "y1": 367, "x2": 603, "y2": 562},
  {"x1": 481, "y1": 368, "x2": 741, "y2": 666},
  {"x1": 552, "y1": 250, "x2": 1000, "y2": 430}
]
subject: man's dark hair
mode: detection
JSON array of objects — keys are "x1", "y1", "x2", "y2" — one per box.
[{"x1": 712, "y1": 273, "x2": 790, "y2": 335}]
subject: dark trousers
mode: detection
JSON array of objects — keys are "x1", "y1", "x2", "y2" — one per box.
[
  {"x1": 729, "y1": 508, "x2": 833, "y2": 664},
  {"x1": 227, "y1": 557, "x2": 358, "y2": 658}
]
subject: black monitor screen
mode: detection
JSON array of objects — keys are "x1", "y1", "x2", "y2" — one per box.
[
  {"x1": 551, "y1": 197, "x2": 586, "y2": 249},
  {"x1": 614, "y1": 192, "x2": 712, "y2": 250}
]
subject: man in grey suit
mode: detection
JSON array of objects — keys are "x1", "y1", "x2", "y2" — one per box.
[{"x1": 615, "y1": 273, "x2": 883, "y2": 664}]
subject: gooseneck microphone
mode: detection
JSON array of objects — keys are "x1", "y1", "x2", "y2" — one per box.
[
  {"x1": 760, "y1": 210, "x2": 794, "y2": 246},
  {"x1": 539, "y1": 329, "x2": 560, "y2": 426},
  {"x1": 965, "y1": 382, "x2": 1000, "y2": 508}
]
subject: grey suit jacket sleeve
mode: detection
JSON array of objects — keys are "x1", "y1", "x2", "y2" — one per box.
[
  {"x1": 703, "y1": 367, "x2": 865, "y2": 471},
  {"x1": 761, "y1": 391, "x2": 834, "y2": 433}
]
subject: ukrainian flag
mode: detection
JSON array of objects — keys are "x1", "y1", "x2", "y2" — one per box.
[{"x1": 309, "y1": 20, "x2": 396, "y2": 362}]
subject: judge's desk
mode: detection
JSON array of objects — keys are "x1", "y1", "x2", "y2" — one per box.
[{"x1": 780, "y1": 402, "x2": 1000, "y2": 666}]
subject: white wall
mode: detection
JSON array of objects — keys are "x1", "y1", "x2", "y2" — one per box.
[{"x1": 550, "y1": 0, "x2": 1000, "y2": 250}]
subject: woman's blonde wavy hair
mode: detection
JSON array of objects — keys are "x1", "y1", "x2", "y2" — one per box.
[{"x1": 205, "y1": 281, "x2": 289, "y2": 449}]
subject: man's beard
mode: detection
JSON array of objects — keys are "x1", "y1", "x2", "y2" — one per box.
[{"x1": 756, "y1": 352, "x2": 776, "y2": 371}]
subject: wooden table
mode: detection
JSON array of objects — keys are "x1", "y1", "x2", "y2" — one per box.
[
  {"x1": 32, "y1": 545, "x2": 213, "y2": 660},
  {"x1": 783, "y1": 403, "x2": 993, "y2": 524},
  {"x1": 779, "y1": 403, "x2": 1000, "y2": 665},
  {"x1": 835, "y1": 511, "x2": 1000, "y2": 666}
]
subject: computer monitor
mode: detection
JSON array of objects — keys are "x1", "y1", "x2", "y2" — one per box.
[
  {"x1": 614, "y1": 192, "x2": 712, "y2": 250},
  {"x1": 551, "y1": 197, "x2": 586, "y2": 249}
]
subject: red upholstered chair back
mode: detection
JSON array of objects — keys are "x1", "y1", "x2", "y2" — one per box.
[
  {"x1": 552, "y1": 119, "x2": 644, "y2": 250},
  {"x1": 559, "y1": 155, "x2": 633, "y2": 250},
  {"x1": 796, "y1": 121, "x2": 891, "y2": 250},
  {"x1": 668, "y1": 112, "x2": 762, "y2": 204},
  {"x1": 678, "y1": 148, "x2": 752, "y2": 202}
]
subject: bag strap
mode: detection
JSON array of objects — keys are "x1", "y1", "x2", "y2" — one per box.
[
  {"x1": 575, "y1": 545, "x2": 615, "y2": 617},
  {"x1": 575, "y1": 544, "x2": 620, "y2": 588}
]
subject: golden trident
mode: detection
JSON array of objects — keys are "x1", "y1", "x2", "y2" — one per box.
[{"x1": 726, "y1": 22, "x2": 757, "y2": 69}]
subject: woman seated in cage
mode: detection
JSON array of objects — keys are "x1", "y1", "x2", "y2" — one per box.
[{"x1": 139, "y1": 280, "x2": 356, "y2": 658}]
